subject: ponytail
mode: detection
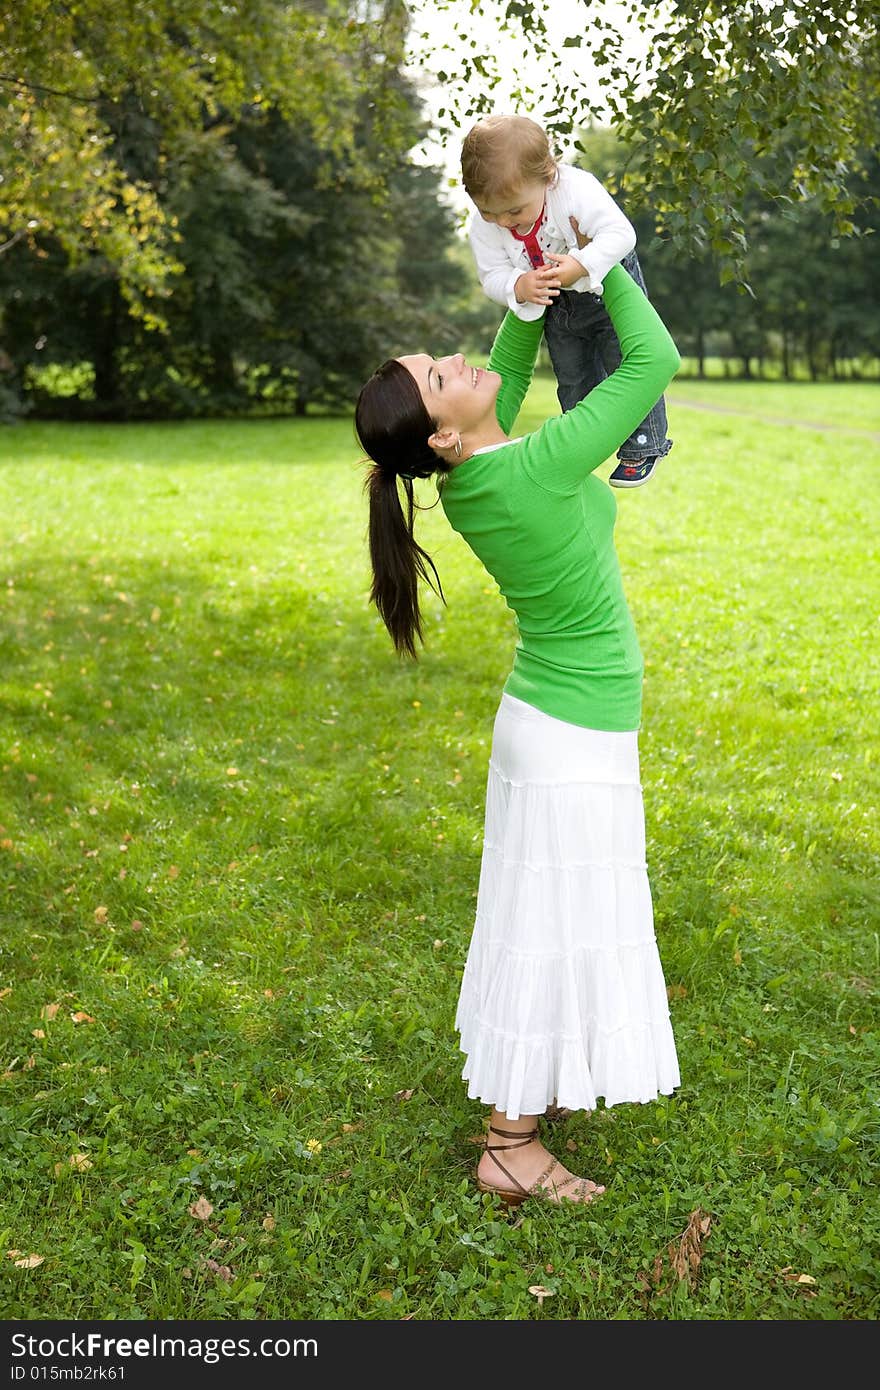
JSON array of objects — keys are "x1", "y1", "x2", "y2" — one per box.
[
  {"x1": 355, "y1": 359, "x2": 450, "y2": 658},
  {"x1": 366, "y1": 468, "x2": 444, "y2": 658}
]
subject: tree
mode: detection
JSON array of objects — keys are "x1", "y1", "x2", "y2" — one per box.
[
  {"x1": 0, "y1": 1, "x2": 414, "y2": 316},
  {"x1": 573, "y1": 124, "x2": 880, "y2": 381},
  {"x1": 409, "y1": 0, "x2": 879, "y2": 286},
  {"x1": 0, "y1": 79, "x2": 479, "y2": 417}
]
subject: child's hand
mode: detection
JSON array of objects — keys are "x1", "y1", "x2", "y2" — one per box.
[
  {"x1": 514, "y1": 265, "x2": 562, "y2": 305},
  {"x1": 545, "y1": 253, "x2": 590, "y2": 288}
]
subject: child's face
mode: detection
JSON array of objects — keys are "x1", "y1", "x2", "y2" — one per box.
[{"x1": 473, "y1": 180, "x2": 547, "y2": 235}]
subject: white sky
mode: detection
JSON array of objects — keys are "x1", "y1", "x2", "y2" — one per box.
[{"x1": 403, "y1": 0, "x2": 657, "y2": 218}]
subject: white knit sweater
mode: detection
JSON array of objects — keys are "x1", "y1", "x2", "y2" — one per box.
[{"x1": 467, "y1": 163, "x2": 637, "y2": 322}]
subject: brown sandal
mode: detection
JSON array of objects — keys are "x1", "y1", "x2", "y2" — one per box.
[{"x1": 476, "y1": 1124, "x2": 605, "y2": 1207}]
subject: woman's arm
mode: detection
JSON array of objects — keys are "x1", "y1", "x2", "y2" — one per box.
[
  {"x1": 485, "y1": 309, "x2": 546, "y2": 437},
  {"x1": 523, "y1": 264, "x2": 680, "y2": 492}
]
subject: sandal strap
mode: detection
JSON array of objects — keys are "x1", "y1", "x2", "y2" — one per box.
[
  {"x1": 483, "y1": 1126, "x2": 539, "y2": 1200},
  {"x1": 532, "y1": 1156, "x2": 563, "y2": 1191},
  {"x1": 487, "y1": 1125, "x2": 538, "y2": 1147}
]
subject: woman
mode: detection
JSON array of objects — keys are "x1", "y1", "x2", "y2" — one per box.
[{"x1": 355, "y1": 251, "x2": 681, "y2": 1206}]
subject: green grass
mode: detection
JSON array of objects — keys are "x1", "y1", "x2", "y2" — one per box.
[
  {"x1": 667, "y1": 377, "x2": 880, "y2": 433},
  {"x1": 0, "y1": 382, "x2": 878, "y2": 1322}
]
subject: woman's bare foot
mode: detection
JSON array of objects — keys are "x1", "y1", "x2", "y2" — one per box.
[{"x1": 477, "y1": 1116, "x2": 605, "y2": 1205}]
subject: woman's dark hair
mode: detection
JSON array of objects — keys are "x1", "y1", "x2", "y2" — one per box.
[{"x1": 355, "y1": 358, "x2": 451, "y2": 658}]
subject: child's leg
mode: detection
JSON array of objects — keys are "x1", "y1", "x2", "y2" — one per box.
[
  {"x1": 606, "y1": 252, "x2": 673, "y2": 486},
  {"x1": 543, "y1": 289, "x2": 610, "y2": 413}
]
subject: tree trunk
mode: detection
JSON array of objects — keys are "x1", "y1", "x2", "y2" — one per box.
[
  {"x1": 93, "y1": 282, "x2": 121, "y2": 410},
  {"x1": 696, "y1": 326, "x2": 705, "y2": 378},
  {"x1": 208, "y1": 343, "x2": 237, "y2": 394}
]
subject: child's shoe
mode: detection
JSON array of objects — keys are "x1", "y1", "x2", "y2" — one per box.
[{"x1": 609, "y1": 455, "x2": 660, "y2": 488}]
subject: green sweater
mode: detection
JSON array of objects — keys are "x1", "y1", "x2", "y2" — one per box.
[{"x1": 440, "y1": 264, "x2": 681, "y2": 732}]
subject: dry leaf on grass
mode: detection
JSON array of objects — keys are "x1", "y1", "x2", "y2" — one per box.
[
  {"x1": 203, "y1": 1259, "x2": 233, "y2": 1282},
  {"x1": 40, "y1": 1003, "x2": 60, "y2": 1020},
  {"x1": 188, "y1": 1196, "x2": 214, "y2": 1221},
  {"x1": 394, "y1": 1088, "x2": 415, "y2": 1102},
  {"x1": 70, "y1": 1011, "x2": 95, "y2": 1024},
  {"x1": 54, "y1": 1153, "x2": 93, "y2": 1176},
  {"x1": 638, "y1": 1208, "x2": 712, "y2": 1298},
  {"x1": 12, "y1": 1253, "x2": 44, "y2": 1269}
]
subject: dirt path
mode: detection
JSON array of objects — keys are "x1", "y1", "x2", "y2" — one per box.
[{"x1": 671, "y1": 395, "x2": 880, "y2": 444}]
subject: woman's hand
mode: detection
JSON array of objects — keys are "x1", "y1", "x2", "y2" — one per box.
[
  {"x1": 514, "y1": 265, "x2": 562, "y2": 305},
  {"x1": 569, "y1": 215, "x2": 593, "y2": 250}
]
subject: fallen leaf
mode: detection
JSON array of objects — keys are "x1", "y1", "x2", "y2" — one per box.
[
  {"x1": 93, "y1": 906, "x2": 108, "y2": 924},
  {"x1": 666, "y1": 983, "x2": 687, "y2": 1001},
  {"x1": 203, "y1": 1258, "x2": 233, "y2": 1282},
  {"x1": 261, "y1": 1215, "x2": 276, "y2": 1232},
  {"x1": 638, "y1": 1209, "x2": 712, "y2": 1300},
  {"x1": 167, "y1": 864, "x2": 180, "y2": 880},
  {"x1": 70, "y1": 1011, "x2": 95, "y2": 1024},
  {"x1": 0, "y1": 988, "x2": 12, "y2": 1000},
  {"x1": 188, "y1": 1196, "x2": 214, "y2": 1221},
  {"x1": 668, "y1": 1208, "x2": 712, "y2": 1285},
  {"x1": 795, "y1": 1273, "x2": 817, "y2": 1286},
  {"x1": 394, "y1": 1088, "x2": 415, "y2": 1102},
  {"x1": 40, "y1": 1003, "x2": 60, "y2": 1020},
  {"x1": 376, "y1": 1290, "x2": 393, "y2": 1302},
  {"x1": 31, "y1": 1029, "x2": 45, "y2": 1040},
  {"x1": 68, "y1": 1153, "x2": 93, "y2": 1172},
  {"x1": 13, "y1": 1254, "x2": 44, "y2": 1269},
  {"x1": 341, "y1": 1122, "x2": 362, "y2": 1134},
  {"x1": 324, "y1": 1168, "x2": 352, "y2": 1184}
]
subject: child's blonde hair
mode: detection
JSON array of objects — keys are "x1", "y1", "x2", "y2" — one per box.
[{"x1": 461, "y1": 114, "x2": 557, "y2": 202}]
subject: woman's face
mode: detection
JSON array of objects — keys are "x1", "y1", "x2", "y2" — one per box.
[{"x1": 399, "y1": 352, "x2": 500, "y2": 439}]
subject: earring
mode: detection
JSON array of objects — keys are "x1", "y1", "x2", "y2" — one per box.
[{"x1": 454, "y1": 435, "x2": 462, "y2": 459}]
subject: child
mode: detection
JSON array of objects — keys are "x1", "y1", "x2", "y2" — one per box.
[{"x1": 461, "y1": 113, "x2": 672, "y2": 486}]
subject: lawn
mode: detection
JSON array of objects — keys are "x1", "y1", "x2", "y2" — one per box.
[{"x1": 0, "y1": 379, "x2": 878, "y2": 1322}]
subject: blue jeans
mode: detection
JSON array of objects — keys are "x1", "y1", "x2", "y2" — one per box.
[{"x1": 543, "y1": 251, "x2": 672, "y2": 462}]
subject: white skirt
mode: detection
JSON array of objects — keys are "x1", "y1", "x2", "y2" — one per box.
[{"x1": 455, "y1": 693, "x2": 681, "y2": 1120}]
